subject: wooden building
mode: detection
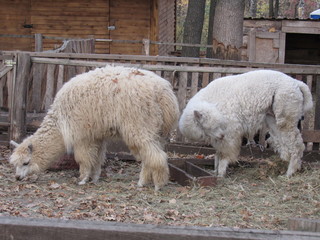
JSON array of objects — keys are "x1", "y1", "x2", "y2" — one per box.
[
  {"x1": 0, "y1": 0, "x2": 176, "y2": 55},
  {"x1": 242, "y1": 18, "x2": 320, "y2": 65}
]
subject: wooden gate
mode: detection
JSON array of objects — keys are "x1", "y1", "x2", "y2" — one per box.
[
  {"x1": 0, "y1": 53, "x2": 16, "y2": 144},
  {"x1": 0, "y1": 53, "x2": 31, "y2": 144}
]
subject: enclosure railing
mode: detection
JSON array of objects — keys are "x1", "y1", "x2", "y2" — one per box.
[
  {"x1": 1, "y1": 51, "x2": 319, "y2": 151},
  {"x1": 0, "y1": 33, "x2": 213, "y2": 55}
]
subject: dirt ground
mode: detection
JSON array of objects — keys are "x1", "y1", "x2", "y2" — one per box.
[{"x1": 0, "y1": 145, "x2": 319, "y2": 230}]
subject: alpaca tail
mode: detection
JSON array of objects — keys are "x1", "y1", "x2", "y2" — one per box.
[
  {"x1": 298, "y1": 81, "x2": 313, "y2": 113},
  {"x1": 158, "y1": 86, "x2": 180, "y2": 137}
]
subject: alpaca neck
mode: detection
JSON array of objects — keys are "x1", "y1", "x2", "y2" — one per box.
[{"x1": 33, "y1": 121, "x2": 66, "y2": 171}]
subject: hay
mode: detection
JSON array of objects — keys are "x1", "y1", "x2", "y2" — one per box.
[{"x1": 0, "y1": 146, "x2": 319, "y2": 230}]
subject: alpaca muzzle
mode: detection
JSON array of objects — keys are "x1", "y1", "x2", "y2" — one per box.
[{"x1": 15, "y1": 175, "x2": 23, "y2": 181}]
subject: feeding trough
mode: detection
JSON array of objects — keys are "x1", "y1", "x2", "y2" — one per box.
[
  {"x1": 168, "y1": 158, "x2": 217, "y2": 187},
  {"x1": 104, "y1": 152, "x2": 217, "y2": 187}
]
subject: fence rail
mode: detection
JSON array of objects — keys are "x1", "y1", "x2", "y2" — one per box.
[{"x1": 0, "y1": 51, "x2": 320, "y2": 151}]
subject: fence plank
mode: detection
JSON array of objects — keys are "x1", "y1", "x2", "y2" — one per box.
[
  {"x1": 43, "y1": 64, "x2": 55, "y2": 110},
  {"x1": 0, "y1": 66, "x2": 13, "y2": 79},
  {"x1": 303, "y1": 75, "x2": 313, "y2": 131},
  {"x1": 56, "y1": 65, "x2": 64, "y2": 92},
  {"x1": 202, "y1": 72, "x2": 210, "y2": 87},
  {"x1": 288, "y1": 218, "x2": 320, "y2": 232},
  {"x1": 1, "y1": 216, "x2": 320, "y2": 240},
  {"x1": 30, "y1": 64, "x2": 45, "y2": 112},
  {"x1": 9, "y1": 53, "x2": 31, "y2": 142},
  {"x1": 177, "y1": 71, "x2": 187, "y2": 112},
  {"x1": 313, "y1": 76, "x2": 320, "y2": 150},
  {"x1": 190, "y1": 72, "x2": 199, "y2": 97}
]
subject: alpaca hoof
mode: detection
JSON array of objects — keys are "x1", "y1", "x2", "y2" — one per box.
[
  {"x1": 217, "y1": 171, "x2": 226, "y2": 178},
  {"x1": 91, "y1": 177, "x2": 100, "y2": 184},
  {"x1": 78, "y1": 180, "x2": 87, "y2": 185},
  {"x1": 137, "y1": 182, "x2": 144, "y2": 188}
]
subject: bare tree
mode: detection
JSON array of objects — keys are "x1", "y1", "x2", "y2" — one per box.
[
  {"x1": 181, "y1": 0, "x2": 206, "y2": 57},
  {"x1": 212, "y1": 0, "x2": 245, "y2": 60},
  {"x1": 249, "y1": 0, "x2": 257, "y2": 18},
  {"x1": 206, "y1": 0, "x2": 217, "y2": 58},
  {"x1": 274, "y1": 0, "x2": 279, "y2": 18},
  {"x1": 269, "y1": 0, "x2": 280, "y2": 18},
  {"x1": 269, "y1": 0, "x2": 274, "y2": 17}
]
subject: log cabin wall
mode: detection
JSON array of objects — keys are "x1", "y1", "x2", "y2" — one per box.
[
  {"x1": 109, "y1": 0, "x2": 154, "y2": 55},
  {"x1": 31, "y1": 0, "x2": 110, "y2": 53},
  {"x1": 0, "y1": 0, "x2": 175, "y2": 55},
  {"x1": 0, "y1": 0, "x2": 33, "y2": 51}
]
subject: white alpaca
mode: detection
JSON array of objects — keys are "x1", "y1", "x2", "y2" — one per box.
[
  {"x1": 10, "y1": 65, "x2": 179, "y2": 191},
  {"x1": 179, "y1": 70, "x2": 313, "y2": 177}
]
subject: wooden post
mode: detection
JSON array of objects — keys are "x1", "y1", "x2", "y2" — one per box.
[
  {"x1": 43, "y1": 64, "x2": 55, "y2": 110},
  {"x1": 190, "y1": 72, "x2": 199, "y2": 97},
  {"x1": 142, "y1": 39, "x2": 150, "y2": 56},
  {"x1": 9, "y1": 53, "x2": 31, "y2": 142},
  {"x1": 248, "y1": 30, "x2": 256, "y2": 62},
  {"x1": 177, "y1": 71, "x2": 188, "y2": 113},
  {"x1": 313, "y1": 75, "x2": 320, "y2": 150},
  {"x1": 288, "y1": 218, "x2": 320, "y2": 232},
  {"x1": 278, "y1": 32, "x2": 286, "y2": 64},
  {"x1": 56, "y1": 65, "x2": 64, "y2": 92},
  {"x1": 30, "y1": 64, "x2": 44, "y2": 112},
  {"x1": 176, "y1": 70, "x2": 188, "y2": 142},
  {"x1": 35, "y1": 33, "x2": 43, "y2": 52}
]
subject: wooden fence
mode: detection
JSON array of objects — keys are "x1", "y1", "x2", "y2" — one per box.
[
  {"x1": 1, "y1": 216, "x2": 320, "y2": 240},
  {"x1": 1, "y1": 51, "x2": 320, "y2": 151}
]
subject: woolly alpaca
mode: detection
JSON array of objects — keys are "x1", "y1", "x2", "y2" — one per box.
[
  {"x1": 10, "y1": 65, "x2": 179, "y2": 191},
  {"x1": 179, "y1": 70, "x2": 313, "y2": 177}
]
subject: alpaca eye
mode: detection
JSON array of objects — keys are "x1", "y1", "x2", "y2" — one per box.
[{"x1": 23, "y1": 162, "x2": 29, "y2": 166}]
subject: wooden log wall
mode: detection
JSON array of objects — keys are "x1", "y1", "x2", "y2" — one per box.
[
  {"x1": 31, "y1": 0, "x2": 110, "y2": 53},
  {"x1": 1, "y1": 51, "x2": 320, "y2": 150}
]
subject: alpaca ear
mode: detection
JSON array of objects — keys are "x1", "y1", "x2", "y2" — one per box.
[
  {"x1": 194, "y1": 110, "x2": 203, "y2": 121},
  {"x1": 28, "y1": 144, "x2": 33, "y2": 153}
]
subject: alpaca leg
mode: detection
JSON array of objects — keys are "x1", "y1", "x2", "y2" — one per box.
[
  {"x1": 266, "y1": 115, "x2": 289, "y2": 160},
  {"x1": 129, "y1": 141, "x2": 169, "y2": 191},
  {"x1": 137, "y1": 161, "x2": 153, "y2": 188},
  {"x1": 74, "y1": 142, "x2": 99, "y2": 185},
  {"x1": 215, "y1": 137, "x2": 241, "y2": 177},
  {"x1": 128, "y1": 145, "x2": 151, "y2": 186},
  {"x1": 91, "y1": 140, "x2": 107, "y2": 183},
  {"x1": 270, "y1": 91, "x2": 305, "y2": 175},
  {"x1": 217, "y1": 158, "x2": 229, "y2": 177},
  {"x1": 122, "y1": 123, "x2": 169, "y2": 190},
  {"x1": 214, "y1": 153, "x2": 220, "y2": 175},
  {"x1": 283, "y1": 129, "x2": 304, "y2": 177}
]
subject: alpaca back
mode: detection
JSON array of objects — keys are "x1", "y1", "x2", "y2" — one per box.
[{"x1": 50, "y1": 66, "x2": 178, "y2": 152}]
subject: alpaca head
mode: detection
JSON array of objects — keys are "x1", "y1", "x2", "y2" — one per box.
[
  {"x1": 9, "y1": 139, "x2": 40, "y2": 181},
  {"x1": 179, "y1": 102, "x2": 227, "y2": 143},
  {"x1": 193, "y1": 108, "x2": 227, "y2": 141}
]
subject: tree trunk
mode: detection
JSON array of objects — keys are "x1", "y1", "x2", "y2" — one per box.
[
  {"x1": 181, "y1": 0, "x2": 206, "y2": 57},
  {"x1": 206, "y1": 0, "x2": 217, "y2": 58},
  {"x1": 274, "y1": 0, "x2": 279, "y2": 18},
  {"x1": 249, "y1": 0, "x2": 257, "y2": 18},
  {"x1": 269, "y1": 0, "x2": 274, "y2": 17},
  {"x1": 212, "y1": 0, "x2": 245, "y2": 60}
]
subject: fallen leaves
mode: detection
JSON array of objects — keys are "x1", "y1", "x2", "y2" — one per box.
[{"x1": 0, "y1": 146, "x2": 319, "y2": 231}]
